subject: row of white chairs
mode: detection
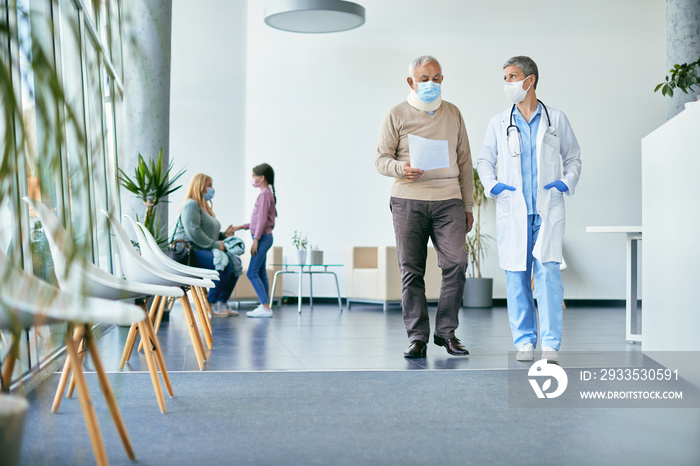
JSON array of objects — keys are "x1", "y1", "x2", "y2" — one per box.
[{"x1": 0, "y1": 198, "x2": 223, "y2": 466}]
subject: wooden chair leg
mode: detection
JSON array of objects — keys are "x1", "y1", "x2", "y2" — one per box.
[
  {"x1": 64, "y1": 326, "x2": 109, "y2": 466},
  {"x1": 138, "y1": 296, "x2": 162, "y2": 353},
  {"x1": 85, "y1": 329, "x2": 136, "y2": 460},
  {"x1": 188, "y1": 293, "x2": 208, "y2": 358},
  {"x1": 51, "y1": 326, "x2": 85, "y2": 412},
  {"x1": 137, "y1": 321, "x2": 167, "y2": 413},
  {"x1": 0, "y1": 329, "x2": 8, "y2": 350},
  {"x1": 196, "y1": 287, "x2": 213, "y2": 336},
  {"x1": 1, "y1": 336, "x2": 19, "y2": 392},
  {"x1": 66, "y1": 333, "x2": 88, "y2": 398},
  {"x1": 1, "y1": 352, "x2": 15, "y2": 392},
  {"x1": 180, "y1": 295, "x2": 206, "y2": 370},
  {"x1": 190, "y1": 289, "x2": 213, "y2": 350},
  {"x1": 152, "y1": 296, "x2": 170, "y2": 336},
  {"x1": 51, "y1": 357, "x2": 72, "y2": 413},
  {"x1": 126, "y1": 321, "x2": 139, "y2": 356},
  {"x1": 119, "y1": 322, "x2": 139, "y2": 369},
  {"x1": 149, "y1": 295, "x2": 162, "y2": 323},
  {"x1": 143, "y1": 316, "x2": 174, "y2": 397}
]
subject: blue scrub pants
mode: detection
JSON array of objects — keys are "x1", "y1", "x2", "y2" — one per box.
[
  {"x1": 247, "y1": 233, "x2": 273, "y2": 305},
  {"x1": 505, "y1": 214, "x2": 563, "y2": 350}
]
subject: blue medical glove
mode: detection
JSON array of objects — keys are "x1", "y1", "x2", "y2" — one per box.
[
  {"x1": 544, "y1": 180, "x2": 569, "y2": 192},
  {"x1": 491, "y1": 183, "x2": 516, "y2": 196}
]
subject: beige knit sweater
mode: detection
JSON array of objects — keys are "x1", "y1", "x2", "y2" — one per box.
[{"x1": 375, "y1": 100, "x2": 474, "y2": 213}]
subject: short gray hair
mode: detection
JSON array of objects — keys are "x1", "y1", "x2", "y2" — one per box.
[
  {"x1": 503, "y1": 56, "x2": 539, "y2": 89},
  {"x1": 408, "y1": 55, "x2": 442, "y2": 78}
]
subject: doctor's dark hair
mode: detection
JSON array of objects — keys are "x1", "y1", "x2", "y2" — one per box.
[
  {"x1": 253, "y1": 163, "x2": 278, "y2": 216},
  {"x1": 408, "y1": 55, "x2": 442, "y2": 78},
  {"x1": 503, "y1": 56, "x2": 539, "y2": 89}
]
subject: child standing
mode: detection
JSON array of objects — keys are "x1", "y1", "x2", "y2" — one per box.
[{"x1": 236, "y1": 163, "x2": 277, "y2": 318}]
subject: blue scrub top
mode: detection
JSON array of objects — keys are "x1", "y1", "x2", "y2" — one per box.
[{"x1": 513, "y1": 103, "x2": 542, "y2": 215}]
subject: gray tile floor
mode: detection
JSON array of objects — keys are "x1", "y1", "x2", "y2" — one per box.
[
  {"x1": 34, "y1": 302, "x2": 700, "y2": 466},
  {"x1": 94, "y1": 300, "x2": 640, "y2": 373}
]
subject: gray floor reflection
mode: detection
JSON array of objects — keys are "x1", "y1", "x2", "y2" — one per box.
[{"x1": 94, "y1": 302, "x2": 641, "y2": 372}]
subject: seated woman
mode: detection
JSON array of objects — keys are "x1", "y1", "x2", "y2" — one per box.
[{"x1": 173, "y1": 173, "x2": 239, "y2": 317}]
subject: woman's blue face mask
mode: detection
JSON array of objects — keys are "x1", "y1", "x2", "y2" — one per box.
[
  {"x1": 203, "y1": 187, "x2": 215, "y2": 201},
  {"x1": 416, "y1": 81, "x2": 441, "y2": 103}
]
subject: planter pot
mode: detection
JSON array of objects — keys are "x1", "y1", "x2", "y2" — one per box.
[
  {"x1": 463, "y1": 277, "x2": 493, "y2": 308},
  {"x1": 296, "y1": 250, "x2": 308, "y2": 265},
  {"x1": 0, "y1": 394, "x2": 29, "y2": 466},
  {"x1": 310, "y1": 250, "x2": 323, "y2": 265}
]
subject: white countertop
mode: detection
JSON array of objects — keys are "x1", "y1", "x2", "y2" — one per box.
[{"x1": 586, "y1": 226, "x2": 643, "y2": 234}]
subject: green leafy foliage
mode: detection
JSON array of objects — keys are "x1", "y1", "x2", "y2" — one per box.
[
  {"x1": 118, "y1": 148, "x2": 186, "y2": 244},
  {"x1": 292, "y1": 230, "x2": 308, "y2": 250},
  {"x1": 466, "y1": 168, "x2": 492, "y2": 278},
  {"x1": 655, "y1": 57, "x2": 700, "y2": 98}
]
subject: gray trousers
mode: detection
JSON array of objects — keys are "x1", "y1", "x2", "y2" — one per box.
[{"x1": 390, "y1": 197, "x2": 468, "y2": 343}]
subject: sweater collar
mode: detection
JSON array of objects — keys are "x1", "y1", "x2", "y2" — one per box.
[{"x1": 407, "y1": 90, "x2": 442, "y2": 112}]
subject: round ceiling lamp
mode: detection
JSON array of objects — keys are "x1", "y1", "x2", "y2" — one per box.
[{"x1": 264, "y1": 0, "x2": 366, "y2": 34}]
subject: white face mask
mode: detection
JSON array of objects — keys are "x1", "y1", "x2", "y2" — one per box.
[{"x1": 504, "y1": 75, "x2": 533, "y2": 104}]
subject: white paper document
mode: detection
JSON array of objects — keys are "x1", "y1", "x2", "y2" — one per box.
[{"x1": 407, "y1": 134, "x2": 449, "y2": 170}]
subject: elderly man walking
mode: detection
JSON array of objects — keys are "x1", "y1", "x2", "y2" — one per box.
[{"x1": 376, "y1": 55, "x2": 474, "y2": 358}]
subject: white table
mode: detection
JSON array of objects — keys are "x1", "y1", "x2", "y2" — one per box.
[
  {"x1": 270, "y1": 264, "x2": 343, "y2": 314},
  {"x1": 586, "y1": 226, "x2": 643, "y2": 342}
]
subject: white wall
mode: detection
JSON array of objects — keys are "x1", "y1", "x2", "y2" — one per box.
[
  {"x1": 172, "y1": 0, "x2": 666, "y2": 299},
  {"x1": 168, "y1": 0, "x2": 247, "y2": 232}
]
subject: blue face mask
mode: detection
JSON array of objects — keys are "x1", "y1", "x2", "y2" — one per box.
[
  {"x1": 203, "y1": 187, "x2": 215, "y2": 201},
  {"x1": 416, "y1": 81, "x2": 441, "y2": 103}
]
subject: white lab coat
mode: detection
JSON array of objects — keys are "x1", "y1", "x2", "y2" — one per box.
[{"x1": 477, "y1": 104, "x2": 581, "y2": 272}]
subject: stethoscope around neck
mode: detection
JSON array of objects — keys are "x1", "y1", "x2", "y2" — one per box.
[{"x1": 506, "y1": 99, "x2": 552, "y2": 157}]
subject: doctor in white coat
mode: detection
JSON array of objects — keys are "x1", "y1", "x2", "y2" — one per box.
[{"x1": 477, "y1": 56, "x2": 581, "y2": 363}]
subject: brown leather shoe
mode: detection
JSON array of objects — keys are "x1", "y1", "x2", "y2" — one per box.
[
  {"x1": 404, "y1": 340, "x2": 427, "y2": 358},
  {"x1": 434, "y1": 335, "x2": 469, "y2": 356}
]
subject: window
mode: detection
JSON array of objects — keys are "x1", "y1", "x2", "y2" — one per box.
[{"x1": 0, "y1": 0, "x2": 125, "y2": 387}]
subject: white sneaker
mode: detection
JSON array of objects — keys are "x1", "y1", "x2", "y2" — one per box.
[
  {"x1": 515, "y1": 343, "x2": 535, "y2": 361},
  {"x1": 246, "y1": 305, "x2": 273, "y2": 318},
  {"x1": 541, "y1": 346, "x2": 559, "y2": 363},
  {"x1": 210, "y1": 302, "x2": 229, "y2": 318}
]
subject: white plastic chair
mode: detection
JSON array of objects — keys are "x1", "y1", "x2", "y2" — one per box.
[
  {"x1": 123, "y1": 214, "x2": 217, "y2": 351},
  {"x1": 137, "y1": 219, "x2": 221, "y2": 331},
  {"x1": 135, "y1": 217, "x2": 219, "y2": 281},
  {"x1": 126, "y1": 216, "x2": 219, "y2": 345},
  {"x1": 101, "y1": 210, "x2": 214, "y2": 370},
  {"x1": 25, "y1": 198, "x2": 183, "y2": 413},
  {"x1": 0, "y1": 248, "x2": 142, "y2": 465}
]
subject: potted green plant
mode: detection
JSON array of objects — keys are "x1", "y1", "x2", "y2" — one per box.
[
  {"x1": 118, "y1": 149, "x2": 186, "y2": 246},
  {"x1": 463, "y1": 169, "x2": 494, "y2": 308},
  {"x1": 292, "y1": 230, "x2": 308, "y2": 265},
  {"x1": 655, "y1": 56, "x2": 700, "y2": 98}
]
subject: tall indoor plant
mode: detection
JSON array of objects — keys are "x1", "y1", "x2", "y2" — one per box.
[
  {"x1": 463, "y1": 169, "x2": 493, "y2": 308},
  {"x1": 118, "y1": 148, "x2": 185, "y2": 246}
]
